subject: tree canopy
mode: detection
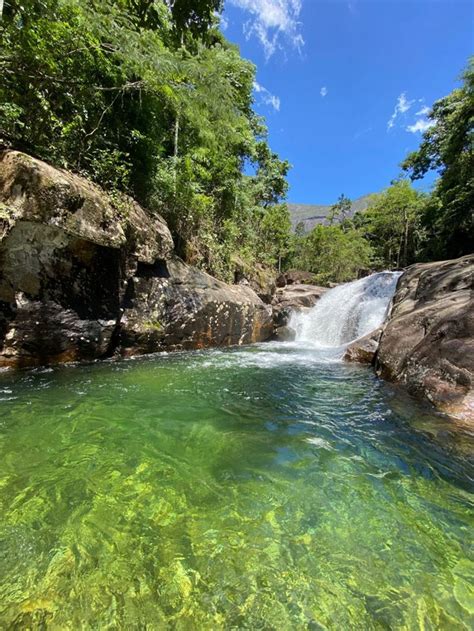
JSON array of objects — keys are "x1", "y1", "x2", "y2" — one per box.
[
  {"x1": 355, "y1": 180, "x2": 427, "y2": 269},
  {"x1": 1, "y1": 4, "x2": 471, "y2": 286},
  {"x1": 0, "y1": 0, "x2": 291, "y2": 282},
  {"x1": 402, "y1": 59, "x2": 474, "y2": 258}
]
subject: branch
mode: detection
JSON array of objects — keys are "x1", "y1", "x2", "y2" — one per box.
[{"x1": 83, "y1": 90, "x2": 122, "y2": 143}]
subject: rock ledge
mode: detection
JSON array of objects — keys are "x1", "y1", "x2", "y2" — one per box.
[{"x1": 0, "y1": 150, "x2": 273, "y2": 368}]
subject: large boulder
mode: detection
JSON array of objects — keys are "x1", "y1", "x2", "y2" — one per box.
[
  {"x1": 273, "y1": 284, "x2": 327, "y2": 311},
  {"x1": 271, "y1": 283, "x2": 326, "y2": 340},
  {"x1": 344, "y1": 327, "x2": 383, "y2": 364},
  {"x1": 376, "y1": 255, "x2": 474, "y2": 421},
  {"x1": 119, "y1": 257, "x2": 273, "y2": 355},
  {"x1": 272, "y1": 283, "x2": 326, "y2": 326},
  {"x1": 0, "y1": 150, "x2": 272, "y2": 368}
]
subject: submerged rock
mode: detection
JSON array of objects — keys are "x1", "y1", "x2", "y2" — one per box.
[
  {"x1": 376, "y1": 255, "x2": 474, "y2": 421},
  {"x1": 0, "y1": 150, "x2": 272, "y2": 368}
]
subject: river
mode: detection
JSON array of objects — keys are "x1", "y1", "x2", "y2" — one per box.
[{"x1": 0, "y1": 275, "x2": 472, "y2": 628}]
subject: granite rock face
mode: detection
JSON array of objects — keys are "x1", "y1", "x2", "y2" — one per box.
[
  {"x1": 376, "y1": 255, "x2": 474, "y2": 421},
  {"x1": 0, "y1": 150, "x2": 272, "y2": 368},
  {"x1": 119, "y1": 257, "x2": 273, "y2": 355}
]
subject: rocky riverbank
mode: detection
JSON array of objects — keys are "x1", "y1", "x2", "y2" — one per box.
[
  {"x1": 1, "y1": 150, "x2": 472, "y2": 423},
  {"x1": 0, "y1": 150, "x2": 273, "y2": 368},
  {"x1": 376, "y1": 255, "x2": 473, "y2": 422},
  {"x1": 342, "y1": 256, "x2": 473, "y2": 420}
]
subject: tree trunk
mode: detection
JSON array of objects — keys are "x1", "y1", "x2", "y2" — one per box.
[
  {"x1": 403, "y1": 209, "x2": 409, "y2": 267},
  {"x1": 173, "y1": 113, "x2": 179, "y2": 194}
]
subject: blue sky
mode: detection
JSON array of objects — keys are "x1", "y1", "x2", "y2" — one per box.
[{"x1": 221, "y1": 0, "x2": 473, "y2": 204}]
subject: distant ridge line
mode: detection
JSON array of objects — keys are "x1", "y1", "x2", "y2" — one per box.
[{"x1": 288, "y1": 194, "x2": 372, "y2": 233}]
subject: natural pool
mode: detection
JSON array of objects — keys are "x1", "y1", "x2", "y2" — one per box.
[{"x1": 0, "y1": 343, "x2": 473, "y2": 629}]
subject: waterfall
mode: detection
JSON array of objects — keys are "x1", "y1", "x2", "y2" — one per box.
[{"x1": 290, "y1": 272, "x2": 401, "y2": 354}]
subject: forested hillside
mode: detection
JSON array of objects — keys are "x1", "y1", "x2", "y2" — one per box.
[
  {"x1": 0, "y1": 0, "x2": 291, "y2": 283},
  {"x1": 0, "y1": 2, "x2": 472, "y2": 286}
]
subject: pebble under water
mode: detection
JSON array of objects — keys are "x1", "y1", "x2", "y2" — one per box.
[{"x1": 0, "y1": 343, "x2": 473, "y2": 629}]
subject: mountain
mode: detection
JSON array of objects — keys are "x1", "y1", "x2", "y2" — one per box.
[{"x1": 288, "y1": 194, "x2": 373, "y2": 232}]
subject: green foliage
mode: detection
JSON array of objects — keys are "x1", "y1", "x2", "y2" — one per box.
[
  {"x1": 402, "y1": 59, "x2": 474, "y2": 258},
  {"x1": 0, "y1": 0, "x2": 291, "y2": 283},
  {"x1": 327, "y1": 193, "x2": 352, "y2": 228},
  {"x1": 355, "y1": 180, "x2": 427, "y2": 268},
  {"x1": 290, "y1": 224, "x2": 373, "y2": 285}
]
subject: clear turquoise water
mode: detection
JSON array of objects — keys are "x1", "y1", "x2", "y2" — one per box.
[{"x1": 0, "y1": 342, "x2": 473, "y2": 629}]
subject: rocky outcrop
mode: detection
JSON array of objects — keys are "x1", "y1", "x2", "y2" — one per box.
[
  {"x1": 344, "y1": 327, "x2": 382, "y2": 364},
  {"x1": 0, "y1": 150, "x2": 272, "y2": 368},
  {"x1": 376, "y1": 255, "x2": 474, "y2": 421},
  {"x1": 276, "y1": 269, "x2": 315, "y2": 287},
  {"x1": 271, "y1": 283, "x2": 326, "y2": 338},
  {"x1": 119, "y1": 257, "x2": 273, "y2": 355},
  {"x1": 274, "y1": 284, "x2": 327, "y2": 310}
]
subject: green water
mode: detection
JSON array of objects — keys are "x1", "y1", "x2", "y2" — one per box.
[{"x1": 0, "y1": 343, "x2": 473, "y2": 629}]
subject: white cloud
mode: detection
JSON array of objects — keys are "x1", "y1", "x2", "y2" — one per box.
[
  {"x1": 253, "y1": 80, "x2": 281, "y2": 111},
  {"x1": 229, "y1": 0, "x2": 304, "y2": 59},
  {"x1": 387, "y1": 92, "x2": 415, "y2": 130},
  {"x1": 415, "y1": 105, "x2": 430, "y2": 116},
  {"x1": 320, "y1": 86, "x2": 328, "y2": 97},
  {"x1": 220, "y1": 15, "x2": 229, "y2": 30},
  {"x1": 406, "y1": 118, "x2": 435, "y2": 134}
]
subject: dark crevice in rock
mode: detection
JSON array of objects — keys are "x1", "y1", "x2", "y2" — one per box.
[{"x1": 135, "y1": 259, "x2": 170, "y2": 279}]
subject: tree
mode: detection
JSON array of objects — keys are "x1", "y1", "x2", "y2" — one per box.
[
  {"x1": 295, "y1": 225, "x2": 373, "y2": 285},
  {"x1": 168, "y1": 0, "x2": 223, "y2": 41},
  {"x1": 327, "y1": 193, "x2": 352, "y2": 228},
  {"x1": 259, "y1": 204, "x2": 292, "y2": 271},
  {"x1": 0, "y1": 0, "x2": 293, "y2": 283},
  {"x1": 401, "y1": 59, "x2": 474, "y2": 258},
  {"x1": 358, "y1": 180, "x2": 427, "y2": 268}
]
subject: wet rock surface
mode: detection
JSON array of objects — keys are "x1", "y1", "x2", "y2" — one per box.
[
  {"x1": 0, "y1": 151, "x2": 273, "y2": 368},
  {"x1": 271, "y1": 283, "x2": 326, "y2": 340},
  {"x1": 274, "y1": 284, "x2": 327, "y2": 310},
  {"x1": 376, "y1": 255, "x2": 474, "y2": 421},
  {"x1": 344, "y1": 327, "x2": 383, "y2": 365}
]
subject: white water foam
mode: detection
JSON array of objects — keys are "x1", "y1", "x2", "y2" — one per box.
[{"x1": 289, "y1": 272, "x2": 401, "y2": 359}]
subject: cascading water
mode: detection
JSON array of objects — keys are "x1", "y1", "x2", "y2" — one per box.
[{"x1": 290, "y1": 271, "x2": 401, "y2": 357}]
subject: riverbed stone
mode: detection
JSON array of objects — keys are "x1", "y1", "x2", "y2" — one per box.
[
  {"x1": 0, "y1": 150, "x2": 273, "y2": 368},
  {"x1": 344, "y1": 327, "x2": 383, "y2": 364},
  {"x1": 376, "y1": 254, "x2": 474, "y2": 421}
]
